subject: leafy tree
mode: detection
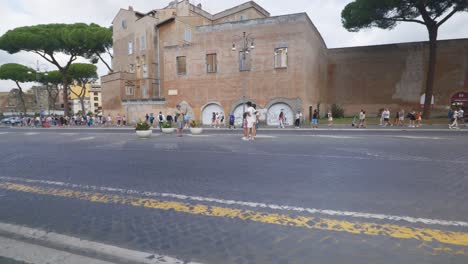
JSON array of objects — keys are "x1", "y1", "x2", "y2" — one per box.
[
  {"x1": 342, "y1": 0, "x2": 468, "y2": 118},
  {"x1": 39, "y1": 70, "x2": 64, "y2": 112},
  {"x1": 0, "y1": 23, "x2": 111, "y2": 116},
  {"x1": 68, "y1": 63, "x2": 98, "y2": 114},
  {"x1": 84, "y1": 26, "x2": 113, "y2": 73},
  {"x1": 0, "y1": 63, "x2": 36, "y2": 114}
]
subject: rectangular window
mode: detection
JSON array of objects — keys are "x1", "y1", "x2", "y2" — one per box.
[
  {"x1": 122, "y1": 20, "x2": 127, "y2": 29},
  {"x1": 128, "y1": 41, "x2": 133, "y2": 55},
  {"x1": 239, "y1": 15, "x2": 248, "y2": 21},
  {"x1": 94, "y1": 97, "x2": 99, "y2": 101},
  {"x1": 184, "y1": 28, "x2": 191, "y2": 42},
  {"x1": 239, "y1": 51, "x2": 251, "y2": 71},
  {"x1": 125, "y1": 86, "x2": 134, "y2": 95},
  {"x1": 206, "y1": 54, "x2": 217, "y2": 73},
  {"x1": 143, "y1": 64, "x2": 148, "y2": 78},
  {"x1": 140, "y1": 36, "x2": 146, "y2": 50},
  {"x1": 274, "y1": 48, "x2": 288, "y2": 68},
  {"x1": 128, "y1": 64, "x2": 135, "y2": 73},
  {"x1": 177, "y1": 56, "x2": 187, "y2": 75},
  {"x1": 142, "y1": 86, "x2": 147, "y2": 97},
  {"x1": 94, "y1": 103, "x2": 99, "y2": 107}
]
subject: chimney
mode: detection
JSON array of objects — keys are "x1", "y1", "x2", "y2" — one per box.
[
  {"x1": 128, "y1": 6, "x2": 134, "y2": 11},
  {"x1": 197, "y1": 3, "x2": 202, "y2": 9}
]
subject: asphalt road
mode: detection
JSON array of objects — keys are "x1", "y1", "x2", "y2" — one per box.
[{"x1": 0, "y1": 128, "x2": 467, "y2": 264}]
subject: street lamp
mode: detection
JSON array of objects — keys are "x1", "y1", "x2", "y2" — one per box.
[
  {"x1": 28, "y1": 60, "x2": 48, "y2": 114},
  {"x1": 231, "y1": 32, "x2": 255, "y2": 114}
]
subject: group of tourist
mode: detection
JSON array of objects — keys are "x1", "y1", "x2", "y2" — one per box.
[{"x1": 10, "y1": 113, "x2": 128, "y2": 128}]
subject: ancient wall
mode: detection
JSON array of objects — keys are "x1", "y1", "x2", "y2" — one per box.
[{"x1": 327, "y1": 39, "x2": 468, "y2": 116}]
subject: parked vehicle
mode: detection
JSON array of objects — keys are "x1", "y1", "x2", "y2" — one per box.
[{"x1": 1, "y1": 117, "x2": 22, "y2": 125}]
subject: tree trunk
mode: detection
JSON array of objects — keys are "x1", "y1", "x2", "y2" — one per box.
[
  {"x1": 98, "y1": 53, "x2": 113, "y2": 73},
  {"x1": 80, "y1": 98, "x2": 85, "y2": 114},
  {"x1": 422, "y1": 27, "x2": 438, "y2": 119},
  {"x1": 15, "y1": 82, "x2": 27, "y2": 115},
  {"x1": 62, "y1": 76, "x2": 70, "y2": 116}
]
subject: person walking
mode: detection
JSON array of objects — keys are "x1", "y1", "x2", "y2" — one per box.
[
  {"x1": 382, "y1": 108, "x2": 391, "y2": 127},
  {"x1": 148, "y1": 113, "x2": 154, "y2": 127},
  {"x1": 107, "y1": 114, "x2": 112, "y2": 127},
  {"x1": 311, "y1": 109, "x2": 319, "y2": 129},
  {"x1": 229, "y1": 113, "x2": 235, "y2": 129},
  {"x1": 327, "y1": 110, "x2": 333, "y2": 127},
  {"x1": 175, "y1": 104, "x2": 186, "y2": 137},
  {"x1": 122, "y1": 115, "x2": 127, "y2": 126},
  {"x1": 116, "y1": 114, "x2": 122, "y2": 127},
  {"x1": 458, "y1": 108, "x2": 465, "y2": 125},
  {"x1": 246, "y1": 102, "x2": 257, "y2": 140},
  {"x1": 415, "y1": 111, "x2": 422, "y2": 128},
  {"x1": 295, "y1": 111, "x2": 301, "y2": 128},
  {"x1": 157, "y1": 112, "x2": 165, "y2": 131},
  {"x1": 358, "y1": 110, "x2": 366, "y2": 128},
  {"x1": 449, "y1": 108, "x2": 459, "y2": 129},
  {"x1": 278, "y1": 110, "x2": 285, "y2": 128}
]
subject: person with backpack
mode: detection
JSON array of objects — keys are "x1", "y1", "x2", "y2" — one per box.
[
  {"x1": 229, "y1": 113, "x2": 235, "y2": 129},
  {"x1": 157, "y1": 112, "x2": 165, "y2": 131},
  {"x1": 148, "y1": 113, "x2": 155, "y2": 127}
]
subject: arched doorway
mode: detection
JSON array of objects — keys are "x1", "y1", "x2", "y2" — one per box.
[
  {"x1": 201, "y1": 103, "x2": 224, "y2": 125},
  {"x1": 267, "y1": 103, "x2": 294, "y2": 126}
]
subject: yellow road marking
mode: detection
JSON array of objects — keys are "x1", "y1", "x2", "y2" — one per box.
[{"x1": 1, "y1": 182, "x2": 468, "y2": 248}]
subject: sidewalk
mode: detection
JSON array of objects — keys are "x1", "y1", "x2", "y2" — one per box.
[{"x1": 1, "y1": 124, "x2": 467, "y2": 132}]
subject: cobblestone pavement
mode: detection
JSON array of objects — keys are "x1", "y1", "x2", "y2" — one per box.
[{"x1": 0, "y1": 130, "x2": 467, "y2": 264}]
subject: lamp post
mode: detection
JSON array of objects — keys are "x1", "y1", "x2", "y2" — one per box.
[
  {"x1": 231, "y1": 32, "x2": 255, "y2": 114},
  {"x1": 28, "y1": 60, "x2": 48, "y2": 114}
]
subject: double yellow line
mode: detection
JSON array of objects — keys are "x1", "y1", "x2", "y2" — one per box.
[{"x1": 1, "y1": 181, "x2": 467, "y2": 249}]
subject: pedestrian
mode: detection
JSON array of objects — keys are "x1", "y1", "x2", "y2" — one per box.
[
  {"x1": 212, "y1": 112, "x2": 216, "y2": 127},
  {"x1": 242, "y1": 112, "x2": 248, "y2": 140},
  {"x1": 408, "y1": 111, "x2": 416, "y2": 127},
  {"x1": 117, "y1": 114, "x2": 122, "y2": 126},
  {"x1": 379, "y1": 109, "x2": 384, "y2": 126},
  {"x1": 252, "y1": 104, "x2": 259, "y2": 133},
  {"x1": 175, "y1": 104, "x2": 186, "y2": 137},
  {"x1": 149, "y1": 113, "x2": 155, "y2": 127},
  {"x1": 220, "y1": 112, "x2": 225, "y2": 127},
  {"x1": 327, "y1": 110, "x2": 333, "y2": 127},
  {"x1": 415, "y1": 111, "x2": 422, "y2": 128},
  {"x1": 279, "y1": 110, "x2": 285, "y2": 128},
  {"x1": 394, "y1": 110, "x2": 400, "y2": 126},
  {"x1": 158, "y1": 112, "x2": 165, "y2": 131},
  {"x1": 229, "y1": 113, "x2": 235, "y2": 129},
  {"x1": 107, "y1": 114, "x2": 112, "y2": 126},
  {"x1": 184, "y1": 112, "x2": 190, "y2": 129},
  {"x1": 145, "y1": 113, "x2": 149, "y2": 122},
  {"x1": 458, "y1": 108, "x2": 465, "y2": 124},
  {"x1": 166, "y1": 114, "x2": 173, "y2": 126},
  {"x1": 358, "y1": 109, "x2": 366, "y2": 128},
  {"x1": 123, "y1": 115, "x2": 127, "y2": 126},
  {"x1": 247, "y1": 102, "x2": 257, "y2": 140},
  {"x1": 311, "y1": 109, "x2": 319, "y2": 129},
  {"x1": 295, "y1": 111, "x2": 301, "y2": 128},
  {"x1": 449, "y1": 108, "x2": 459, "y2": 129},
  {"x1": 382, "y1": 108, "x2": 391, "y2": 127}
]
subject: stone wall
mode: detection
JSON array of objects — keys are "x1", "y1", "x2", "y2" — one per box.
[{"x1": 327, "y1": 39, "x2": 468, "y2": 116}]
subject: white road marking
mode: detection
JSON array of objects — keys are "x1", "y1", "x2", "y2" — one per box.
[
  {"x1": 0, "y1": 132, "x2": 9, "y2": 135},
  {"x1": 59, "y1": 133, "x2": 78, "y2": 136},
  {"x1": 307, "y1": 135, "x2": 359, "y2": 139},
  {"x1": 1, "y1": 176, "x2": 466, "y2": 228},
  {"x1": 74, "y1": 137, "x2": 95, "y2": 141},
  {"x1": 253, "y1": 135, "x2": 277, "y2": 138},
  {"x1": 24, "y1": 132, "x2": 39, "y2": 136},
  {"x1": 393, "y1": 136, "x2": 444, "y2": 140}
]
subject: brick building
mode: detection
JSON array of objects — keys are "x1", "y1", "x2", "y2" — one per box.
[{"x1": 102, "y1": 0, "x2": 468, "y2": 124}]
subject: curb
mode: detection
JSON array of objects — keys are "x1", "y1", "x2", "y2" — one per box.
[{"x1": 0, "y1": 222, "x2": 202, "y2": 264}]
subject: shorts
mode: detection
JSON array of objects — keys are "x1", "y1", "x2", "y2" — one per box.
[
  {"x1": 384, "y1": 118, "x2": 389, "y2": 122},
  {"x1": 176, "y1": 121, "x2": 184, "y2": 129},
  {"x1": 229, "y1": 121, "x2": 234, "y2": 126},
  {"x1": 311, "y1": 119, "x2": 318, "y2": 125},
  {"x1": 247, "y1": 121, "x2": 255, "y2": 129}
]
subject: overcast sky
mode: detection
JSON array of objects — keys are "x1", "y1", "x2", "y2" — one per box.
[{"x1": 1, "y1": 0, "x2": 468, "y2": 91}]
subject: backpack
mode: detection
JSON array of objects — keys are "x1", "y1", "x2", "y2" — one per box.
[{"x1": 158, "y1": 114, "x2": 163, "y2": 121}]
